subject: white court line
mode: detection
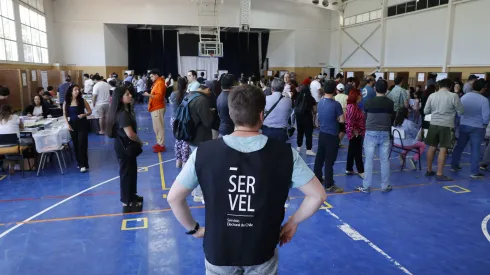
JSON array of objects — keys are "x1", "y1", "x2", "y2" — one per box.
[
  {"x1": 482, "y1": 214, "x2": 490, "y2": 242},
  {"x1": 324, "y1": 208, "x2": 413, "y2": 275},
  {"x1": 0, "y1": 158, "x2": 176, "y2": 240}
]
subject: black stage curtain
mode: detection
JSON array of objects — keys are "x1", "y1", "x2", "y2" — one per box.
[
  {"x1": 163, "y1": 30, "x2": 178, "y2": 77},
  {"x1": 218, "y1": 32, "x2": 260, "y2": 78},
  {"x1": 261, "y1": 32, "x2": 270, "y2": 70},
  {"x1": 128, "y1": 28, "x2": 164, "y2": 75},
  {"x1": 179, "y1": 34, "x2": 200, "y2": 56}
]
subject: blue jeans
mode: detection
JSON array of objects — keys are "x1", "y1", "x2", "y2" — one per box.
[
  {"x1": 262, "y1": 126, "x2": 288, "y2": 142},
  {"x1": 451, "y1": 125, "x2": 485, "y2": 175},
  {"x1": 363, "y1": 131, "x2": 391, "y2": 189}
]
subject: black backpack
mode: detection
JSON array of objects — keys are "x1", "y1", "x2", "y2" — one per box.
[
  {"x1": 294, "y1": 92, "x2": 309, "y2": 115},
  {"x1": 173, "y1": 93, "x2": 202, "y2": 141}
]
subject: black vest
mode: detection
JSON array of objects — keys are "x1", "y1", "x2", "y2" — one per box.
[{"x1": 195, "y1": 138, "x2": 294, "y2": 266}]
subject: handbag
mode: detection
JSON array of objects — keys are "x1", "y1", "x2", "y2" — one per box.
[{"x1": 118, "y1": 134, "x2": 143, "y2": 158}]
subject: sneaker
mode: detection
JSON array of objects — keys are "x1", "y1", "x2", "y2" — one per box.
[
  {"x1": 80, "y1": 167, "x2": 88, "y2": 173},
  {"x1": 425, "y1": 171, "x2": 436, "y2": 177},
  {"x1": 480, "y1": 164, "x2": 488, "y2": 171},
  {"x1": 295, "y1": 147, "x2": 301, "y2": 152},
  {"x1": 306, "y1": 150, "x2": 316, "y2": 156},
  {"x1": 450, "y1": 166, "x2": 462, "y2": 172},
  {"x1": 357, "y1": 173, "x2": 365, "y2": 179},
  {"x1": 176, "y1": 160, "x2": 183, "y2": 168},
  {"x1": 345, "y1": 170, "x2": 355, "y2": 175},
  {"x1": 381, "y1": 185, "x2": 393, "y2": 193},
  {"x1": 153, "y1": 145, "x2": 167, "y2": 153},
  {"x1": 326, "y1": 185, "x2": 343, "y2": 193},
  {"x1": 284, "y1": 197, "x2": 291, "y2": 208},
  {"x1": 356, "y1": 185, "x2": 370, "y2": 193},
  {"x1": 435, "y1": 174, "x2": 453, "y2": 181},
  {"x1": 408, "y1": 159, "x2": 417, "y2": 169},
  {"x1": 470, "y1": 173, "x2": 485, "y2": 179}
]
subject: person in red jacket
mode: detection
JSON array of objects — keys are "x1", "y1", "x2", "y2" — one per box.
[{"x1": 144, "y1": 69, "x2": 167, "y2": 153}]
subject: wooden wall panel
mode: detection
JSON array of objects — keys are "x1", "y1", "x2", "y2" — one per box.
[
  {"x1": 0, "y1": 69, "x2": 22, "y2": 110},
  {"x1": 20, "y1": 69, "x2": 31, "y2": 109}
]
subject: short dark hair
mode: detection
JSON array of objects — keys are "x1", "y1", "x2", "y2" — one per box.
[
  {"x1": 228, "y1": 85, "x2": 266, "y2": 127},
  {"x1": 66, "y1": 75, "x2": 72, "y2": 82},
  {"x1": 336, "y1": 73, "x2": 344, "y2": 79},
  {"x1": 468, "y1": 75, "x2": 479, "y2": 81},
  {"x1": 36, "y1": 87, "x2": 44, "y2": 94},
  {"x1": 221, "y1": 74, "x2": 235, "y2": 90},
  {"x1": 83, "y1": 73, "x2": 89, "y2": 78},
  {"x1": 473, "y1": 79, "x2": 486, "y2": 92},
  {"x1": 324, "y1": 80, "x2": 337, "y2": 94},
  {"x1": 394, "y1": 76, "x2": 403, "y2": 85},
  {"x1": 149, "y1": 69, "x2": 161, "y2": 77},
  {"x1": 439, "y1": 78, "x2": 454, "y2": 90},
  {"x1": 47, "y1": 86, "x2": 54, "y2": 91},
  {"x1": 0, "y1": 85, "x2": 10, "y2": 96},
  {"x1": 189, "y1": 70, "x2": 197, "y2": 78},
  {"x1": 200, "y1": 72, "x2": 204, "y2": 77},
  {"x1": 94, "y1": 74, "x2": 103, "y2": 81},
  {"x1": 375, "y1": 79, "x2": 388, "y2": 94}
]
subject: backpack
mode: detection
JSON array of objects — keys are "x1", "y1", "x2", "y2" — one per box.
[
  {"x1": 294, "y1": 92, "x2": 309, "y2": 115},
  {"x1": 173, "y1": 93, "x2": 202, "y2": 141}
]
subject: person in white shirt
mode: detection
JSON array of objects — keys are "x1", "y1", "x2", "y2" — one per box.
[
  {"x1": 136, "y1": 75, "x2": 146, "y2": 104},
  {"x1": 0, "y1": 104, "x2": 25, "y2": 174},
  {"x1": 310, "y1": 76, "x2": 322, "y2": 127},
  {"x1": 92, "y1": 75, "x2": 112, "y2": 135},
  {"x1": 83, "y1": 74, "x2": 94, "y2": 94},
  {"x1": 186, "y1": 70, "x2": 200, "y2": 93}
]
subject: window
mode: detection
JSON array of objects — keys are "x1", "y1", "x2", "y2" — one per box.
[
  {"x1": 20, "y1": 0, "x2": 43, "y2": 12},
  {"x1": 344, "y1": 9, "x2": 382, "y2": 26},
  {"x1": 20, "y1": 4, "x2": 48, "y2": 63},
  {"x1": 0, "y1": 0, "x2": 17, "y2": 61},
  {"x1": 388, "y1": 0, "x2": 448, "y2": 17}
]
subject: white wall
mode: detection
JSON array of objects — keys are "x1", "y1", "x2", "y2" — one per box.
[
  {"x1": 450, "y1": 0, "x2": 490, "y2": 66},
  {"x1": 56, "y1": 22, "x2": 105, "y2": 66},
  {"x1": 103, "y1": 25, "x2": 128, "y2": 67},
  {"x1": 267, "y1": 29, "x2": 330, "y2": 68},
  {"x1": 337, "y1": 0, "x2": 490, "y2": 69},
  {"x1": 43, "y1": 0, "x2": 57, "y2": 63}
]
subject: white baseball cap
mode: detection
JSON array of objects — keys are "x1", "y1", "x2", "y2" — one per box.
[{"x1": 336, "y1": 83, "x2": 345, "y2": 91}]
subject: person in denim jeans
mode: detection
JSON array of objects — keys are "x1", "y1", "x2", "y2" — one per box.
[
  {"x1": 357, "y1": 79, "x2": 395, "y2": 193},
  {"x1": 451, "y1": 79, "x2": 490, "y2": 179}
]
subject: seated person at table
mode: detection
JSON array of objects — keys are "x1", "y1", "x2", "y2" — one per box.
[
  {"x1": 23, "y1": 95, "x2": 51, "y2": 118},
  {"x1": 42, "y1": 91, "x2": 56, "y2": 107},
  {"x1": 35, "y1": 87, "x2": 45, "y2": 97},
  {"x1": 0, "y1": 104, "x2": 27, "y2": 174},
  {"x1": 47, "y1": 86, "x2": 56, "y2": 97}
]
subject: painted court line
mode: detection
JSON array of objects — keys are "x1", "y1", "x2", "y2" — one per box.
[
  {"x1": 0, "y1": 158, "x2": 176, "y2": 240},
  {"x1": 324, "y1": 208, "x2": 413, "y2": 275},
  {"x1": 482, "y1": 214, "x2": 490, "y2": 243}
]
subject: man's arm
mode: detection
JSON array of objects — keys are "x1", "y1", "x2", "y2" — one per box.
[
  {"x1": 454, "y1": 95, "x2": 464, "y2": 116},
  {"x1": 481, "y1": 97, "x2": 490, "y2": 126},
  {"x1": 197, "y1": 97, "x2": 214, "y2": 127}
]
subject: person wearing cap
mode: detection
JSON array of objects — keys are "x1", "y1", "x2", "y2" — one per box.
[
  {"x1": 335, "y1": 83, "x2": 348, "y2": 146},
  {"x1": 144, "y1": 69, "x2": 167, "y2": 153},
  {"x1": 217, "y1": 74, "x2": 236, "y2": 137},
  {"x1": 463, "y1": 75, "x2": 479, "y2": 94}
]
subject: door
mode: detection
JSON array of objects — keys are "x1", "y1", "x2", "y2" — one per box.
[
  {"x1": 396, "y1": 72, "x2": 410, "y2": 88},
  {"x1": 354, "y1": 71, "x2": 365, "y2": 82},
  {"x1": 447, "y1": 72, "x2": 462, "y2": 83}
]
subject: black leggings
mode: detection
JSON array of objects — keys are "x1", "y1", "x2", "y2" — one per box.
[
  {"x1": 296, "y1": 114, "x2": 313, "y2": 150},
  {"x1": 115, "y1": 143, "x2": 138, "y2": 204},
  {"x1": 69, "y1": 119, "x2": 89, "y2": 168},
  {"x1": 346, "y1": 135, "x2": 364, "y2": 173}
]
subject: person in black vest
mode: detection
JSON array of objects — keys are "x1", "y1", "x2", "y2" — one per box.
[{"x1": 168, "y1": 84, "x2": 326, "y2": 274}]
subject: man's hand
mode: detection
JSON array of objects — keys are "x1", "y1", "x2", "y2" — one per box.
[
  {"x1": 143, "y1": 92, "x2": 150, "y2": 97},
  {"x1": 193, "y1": 227, "x2": 205, "y2": 238},
  {"x1": 279, "y1": 218, "x2": 298, "y2": 247}
]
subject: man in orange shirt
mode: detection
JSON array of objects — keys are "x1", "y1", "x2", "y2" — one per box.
[{"x1": 144, "y1": 69, "x2": 167, "y2": 153}]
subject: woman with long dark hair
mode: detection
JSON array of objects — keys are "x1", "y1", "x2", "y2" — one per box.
[
  {"x1": 294, "y1": 85, "x2": 316, "y2": 155},
  {"x1": 169, "y1": 78, "x2": 191, "y2": 168},
  {"x1": 64, "y1": 85, "x2": 91, "y2": 173},
  {"x1": 393, "y1": 107, "x2": 426, "y2": 169},
  {"x1": 105, "y1": 87, "x2": 143, "y2": 213},
  {"x1": 345, "y1": 89, "x2": 365, "y2": 178},
  {"x1": 24, "y1": 95, "x2": 50, "y2": 117}
]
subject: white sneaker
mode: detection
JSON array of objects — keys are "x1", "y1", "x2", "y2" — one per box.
[
  {"x1": 176, "y1": 160, "x2": 183, "y2": 168},
  {"x1": 306, "y1": 150, "x2": 316, "y2": 156},
  {"x1": 193, "y1": 195, "x2": 204, "y2": 202},
  {"x1": 296, "y1": 147, "x2": 301, "y2": 152},
  {"x1": 80, "y1": 167, "x2": 88, "y2": 173},
  {"x1": 358, "y1": 173, "x2": 365, "y2": 179}
]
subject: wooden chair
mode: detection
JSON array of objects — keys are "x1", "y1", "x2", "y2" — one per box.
[
  {"x1": 0, "y1": 133, "x2": 32, "y2": 177},
  {"x1": 390, "y1": 128, "x2": 422, "y2": 171}
]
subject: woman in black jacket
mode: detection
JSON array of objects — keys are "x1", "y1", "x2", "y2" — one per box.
[
  {"x1": 294, "y1": 85, "x2": 317, "y2": 155},
  {"x1": 23, "y1": 95, "x2": 50, "y2": 118},
  {"x1": 105, "y1": 87, "x2": 143, "y2": 213}
]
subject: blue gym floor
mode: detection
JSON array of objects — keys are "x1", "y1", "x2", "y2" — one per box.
[{"x1": 1, "y1": 104, "x2": 490, "y2": 275}]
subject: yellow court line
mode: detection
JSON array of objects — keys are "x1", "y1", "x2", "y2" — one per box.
[{"x1": 158, "y1": 152, "x2": 168, "y2": 190}]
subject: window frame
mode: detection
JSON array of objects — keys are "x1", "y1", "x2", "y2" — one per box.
[
  {"x1": 19, "y1": 3, "x2": 48, "y2": 64},
  {"x1": 0, "y1": 0, "x2": 18, "y2": 61}
]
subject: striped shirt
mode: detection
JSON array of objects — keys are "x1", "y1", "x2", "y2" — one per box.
[
  {"x1": 346, "y1": 104, "x2": 365, "y2": 139},
  {"x1": 364, "y1": 96, "x2": 395, "y2": 132}
]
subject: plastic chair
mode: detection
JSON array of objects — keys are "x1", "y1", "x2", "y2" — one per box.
[
  {"x1": 390, "y1": 127, "x2": 422, "y2": 171},
  {"x1": 0, "y1": 133, "x2": 32, "y2": 177},
  {"x1": 33, "y1": 129, "x2": 66, "y2": 176}
]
